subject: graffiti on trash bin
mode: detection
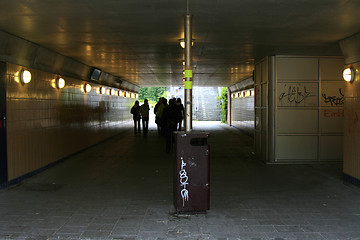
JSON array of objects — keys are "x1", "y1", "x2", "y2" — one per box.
[{"x1": 179, "y1": 157, "x2": 189, "y2": 207}]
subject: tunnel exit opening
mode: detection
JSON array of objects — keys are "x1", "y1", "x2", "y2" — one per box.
[{"x1": 138, "y1": 86, "x2": 223, "y2": 122}]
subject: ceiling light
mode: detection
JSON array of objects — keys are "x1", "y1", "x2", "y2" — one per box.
[{"x1": 343, "y1": 67, "x2": 355, "y2": 82}]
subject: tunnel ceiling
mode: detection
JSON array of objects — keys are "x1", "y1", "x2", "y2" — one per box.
[{"x1": 0, "y1": 0, "x2": 360, "y2": 87}]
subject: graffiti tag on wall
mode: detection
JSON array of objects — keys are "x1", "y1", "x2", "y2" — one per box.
[
  {"x1": 322, "y1": 88, "x2": 344, "y2": 106},
  {"x1": 278, "y1": 83, "x2": 317, "y2": 106},
  {"x1": 323, "y1": 109, "x2": 344, "y2": 118}
]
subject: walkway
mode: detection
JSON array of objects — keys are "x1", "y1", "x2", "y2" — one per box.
[{"x1": 0, "y1": 122, "x2": 359, "y2": 240}]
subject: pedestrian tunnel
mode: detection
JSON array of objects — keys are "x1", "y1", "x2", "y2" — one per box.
[{"x1": 0, "y1": 56, "x2": 354, "y2": 189}]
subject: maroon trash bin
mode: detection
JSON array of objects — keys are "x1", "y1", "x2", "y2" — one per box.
[{"x1": 174, "y1": 131, "x2": 210, "y2": 213}]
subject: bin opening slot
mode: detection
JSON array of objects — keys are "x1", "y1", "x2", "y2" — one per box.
[{"x1": 190, "y1": 138, "x2": 207, "y2": 146}]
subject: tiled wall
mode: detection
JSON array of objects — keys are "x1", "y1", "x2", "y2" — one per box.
[
  {"x1": 230, "y1": 91, "x2": 255, "y2": 136},
  {"x1": 343, "y1": 62, "x2": 360, "y2": 182},
  {"x1": 6, "y1": 63, "x2": 134, "y2": 181}
]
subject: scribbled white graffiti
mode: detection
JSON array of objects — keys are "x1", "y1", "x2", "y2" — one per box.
[{"x1": 179, "y1": 157, "x2": 189, "y2": 207}]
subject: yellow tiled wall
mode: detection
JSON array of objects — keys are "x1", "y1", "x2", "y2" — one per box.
[
  {"x1": 343, "y1": 62, "x2": 360, "y2": 181},
  {"x1": 230, "y1": 91, "x2": 255, "y2": 136},
  {"x1": 6, "y1": 63, "x2": 134, "y2": 180}
]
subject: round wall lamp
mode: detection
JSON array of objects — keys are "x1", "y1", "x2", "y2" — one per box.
[
  {"x1": 109, "y1": 89, "x2": 115, "y2": 95},
  {"x1": 20, "y1": 69, "x2": 32, "y2": 84},
  {"x1": 97, "y1": 87, "x2": 106, "y2": 94},
  {"x1": 82, "y1": 83, "x2": 92, "y2": 93},
  {"x1": 56, "y1": 77, "x2": 66, "y2": 89},
  {"x1": 179, "y1": 39, "x2": 195, "y2": 49},
  {"x1": 343, "y1": 67, "x2": 355, "y2": 83}
]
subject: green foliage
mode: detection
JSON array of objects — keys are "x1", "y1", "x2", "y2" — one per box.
[
  {"x1": 139, "y1": 87, "x2": 168, "y2": 102},
  {"x1": 217, "y1": 87, "x2": 228, "y2": 123},
  {"x1": 138, "y1": 87, "x2": 168, "y2": 106}
]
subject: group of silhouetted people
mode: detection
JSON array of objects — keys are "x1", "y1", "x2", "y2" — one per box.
[
  {"x1": 154, "y1": 98, "x2": 184, "y2": 133},
  {"x1": 130, "y1": 99, "x2": 150, "y2": 135},
  {"x1": 130, "y1": 97, "x2": 184, "y2": 152},
  {"x1": 155, "y1": 97, "x2": 184, "y2": 152}
]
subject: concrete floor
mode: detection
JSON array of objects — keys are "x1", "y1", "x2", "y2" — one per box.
[{"x1": 0, "y1": 122, "x2": 360, "y2": 240}]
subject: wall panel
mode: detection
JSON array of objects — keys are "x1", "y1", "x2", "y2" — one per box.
[
  {"x1": 277, "y1": 109, "x2": 318, "y2": 133},
  {"x1": 233, "y1": 56, "x2": 344, "y2": 164},
  {"x1": 320, "y1": 58, "x2": 345, "y2": 81},
  {"x1": 277, "y1": 57, "x2": 319, "y2": 81},
  {"x1": 320, "y1": 109, "x2": 344, "y2": 133},
  {"x1": 277, "y1": 82, "x2": 319, "y2": 107},
  {"x1": 320, "y1": 82, "x2": 345, "y2": 107},
  {"x1": 255, "y1": 85, "x2": 261, "y2": 107},
  {"x1": 254, "y1": 58, "x2": 268, "y2": 161},
  {"x1": 276, "y1": 136, "x2": 318, "y2": 160}
]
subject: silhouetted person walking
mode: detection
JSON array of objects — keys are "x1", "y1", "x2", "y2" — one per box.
[
  {"x1": 130, "y1": 100, "x2": 141, "y2": 133},
  {"x1": 139, "y1": 99, "x2": 150, "y2": 135},
  {"x1": 175, "y1": 98, "x2": 184, "y2": 131},
  {"x1": 162, "y1": 98, "x2": 178, "y2": 152},
  {"x1": 155, "y1": 97, "x2": 167, "y2": 135}
]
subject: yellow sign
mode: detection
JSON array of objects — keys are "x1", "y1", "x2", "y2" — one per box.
[
  {"x1": 184, "y1": 81, "x2": 193, "y2": 89},
  {"x1": 184, "y1": 70, "x2": 193, "y2": 78}
]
